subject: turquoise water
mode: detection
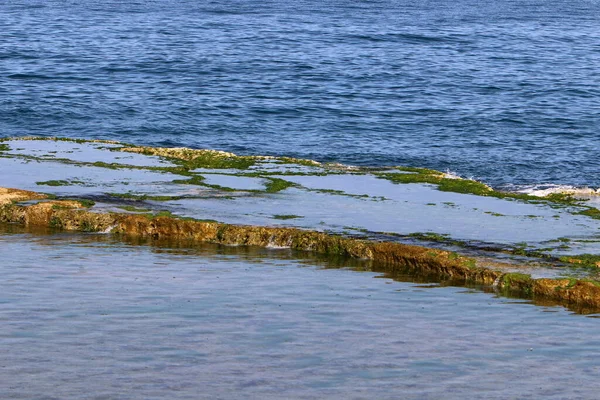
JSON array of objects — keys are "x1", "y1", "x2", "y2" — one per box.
[
  {"x1": 2, "y1": 0, "x2": 600, "y2": 187},
  {"x1": 1, "y1": 226, "x2": 599, "y2": 399}
]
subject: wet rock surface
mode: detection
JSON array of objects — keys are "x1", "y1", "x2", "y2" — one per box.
[{"x1": 2, "y1": 137, "x2": 600, "y2": 311}]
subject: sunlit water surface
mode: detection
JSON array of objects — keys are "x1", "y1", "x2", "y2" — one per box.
[
  {"x1": 2, "y1": 0, "x2": 600, "y2": 187},
  {"x1": 1, "y1": 226, "x2": 599, "y2": 399}
]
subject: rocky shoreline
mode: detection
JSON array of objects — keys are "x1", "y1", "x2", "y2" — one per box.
[{"x1": 3, "y1": 186, "x2": 600, "y2": 312}]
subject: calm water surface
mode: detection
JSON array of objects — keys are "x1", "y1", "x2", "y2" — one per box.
[
  {"x1": 1, "y1": 227, "x2": 599, "y2": 399},
  {"x1": 1, "y1": 0, "x2": 600, "y2": 187}
]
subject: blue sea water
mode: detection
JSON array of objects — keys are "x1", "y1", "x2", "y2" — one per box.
[
  {"x1": 1, "y1": 0, "x2": 599, "y2": 187},
  {"x1": 2, "y1": 228, "x2": 600, "y2": 399}
]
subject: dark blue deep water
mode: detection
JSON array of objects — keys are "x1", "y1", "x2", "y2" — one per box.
[{"x1": 1, "y1": 0, "x2": 600, "y2": 187}]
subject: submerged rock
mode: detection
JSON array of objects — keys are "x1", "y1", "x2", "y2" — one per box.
[
  {"x1": 2, "y1": 137, "x2": 600, "y2": 312},
  {"x1": 2, "y1": 185, "x2": 600, "y2": 311}
]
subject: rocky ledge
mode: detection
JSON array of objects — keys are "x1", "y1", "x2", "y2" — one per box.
[{"x1": 2, "y1": 187, "x2": 600, "y2": 312}]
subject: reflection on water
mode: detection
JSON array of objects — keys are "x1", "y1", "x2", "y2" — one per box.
[{"x1": 1, "y1": 224, "x2": 600, "y2": 399}]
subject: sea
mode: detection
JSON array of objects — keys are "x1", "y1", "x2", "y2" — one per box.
[
  {"x1": 2, "y1": 2, "x2": 600, "y2": 398},
  {"x1": 2, "y1": 227, "x2": 600, "y2": 399},
  {"x1": 2, "y1": 0, "x2": 600, "y2": 188}
]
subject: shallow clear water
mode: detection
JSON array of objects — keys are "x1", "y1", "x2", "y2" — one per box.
[
  {"x1": 2, "y1": 0, "x2": 600, "y2": 187},
  {"x1": 1, "y1": 226, "x2": 600, "y2": 399}
]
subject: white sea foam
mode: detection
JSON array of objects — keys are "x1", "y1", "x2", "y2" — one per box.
[
  {"x1": 102, "y1": 224, "x2": 118, "y2": 234},
  {"x1": 443, "y1": 169, "x2": 462, "y2": 180},
  {"x1": 517, "y1": 185, "x2": 600, "y2": 198}
]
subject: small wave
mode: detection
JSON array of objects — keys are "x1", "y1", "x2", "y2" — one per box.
[
  {"x1": 515, "y1": 185, "x2": 600, "y2": 198},
  {"x1": 7, "y1": 73, "x2": 52, "y2": 80},
  {"x1": 346, "y1": 32, "x2": 470, "y2": 45},
  {"x1": 443, "y1": 170, "x2": 462, "y2": 180}
]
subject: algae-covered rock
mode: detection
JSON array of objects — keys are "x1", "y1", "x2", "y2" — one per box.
[
  {"x1": 121, "y1": 146, "x2": 237, "y2": 161},
  {"x1": 532, "y1": 278, "x2": 600, "y2": 308},
  {"x1": 120, "y1": 146, "x2": 256, "y2": 169},
  {"x1": 2, "y1": 184, "x2": 600, "y2": 311},
  {"x1": 499, "y1": 273, "x2": 533, "y2": 294},
  {"x1": 113, "y1": 215, "x2": 219, "y2": 241},
  {"x1": 0, "y1": 199, "x2": 114, "y2": 232},
  {"x1": 0, "y1": 187, "x2": 47, "y2": 205}
]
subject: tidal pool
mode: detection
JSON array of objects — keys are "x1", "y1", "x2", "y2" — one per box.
[
  {"x1": 1, "y1": 226, "x2": 599, "y2": 399},
  {"x1": 4, "y1": 138, "x2": 600, "y2": 256}
]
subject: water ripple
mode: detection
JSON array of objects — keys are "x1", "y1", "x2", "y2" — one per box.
[{"x1": 1, "y1": 0, "x2": 600, "y2": 187}]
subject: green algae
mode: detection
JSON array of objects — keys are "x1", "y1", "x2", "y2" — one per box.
[
  {"x1": 173, "y1": 174, "x2": 245, "y2": 192},
  {"x1": 11, "y1": 150, "x2": 294, "y2": 194},
  {"x1": 500, "y1": 273, "x2": 533, "y2": 295},
  {"x1": 6, "y1": 136, "x2": 600, "y2": 226},
  {"x1": 377, "y1": 169, "x2": 600, "y2": 221},
  {"x1": 118, "y1": 205, "x2": 152, "y2": 213},
  {"x1": 502, "y1": 272, "x2": 532, "y2": 285},
  {"x1": 90, "y1": 161, "x2": 124, "y2": 170},
  {"x1": 312, "y1": 188, "x2": 359, "y2": 196},
  {"x1": 408, "y1": 231, "x2": 572, "y2": 262},
  {"x1": 120, "y1": 146, "x2": 257, "y2": 170},
  {"x1": 510, "y1": 243, "x2": 555, "y2": 259},
  {"x1": 48, "y1": 216, "x2": 63, "y2": 229},
  {"x1": 146, "y1": 210, "x2": 177, "y2": 219},
  {"x1": 71, "y1": 199, "x2": 95, "y2": 208},
  {"x1": 80, "y1": 219, "x2": 99, "y2": 232},
  {"x1": 235, "y1": 170, "x2": 332, "y2": 178},
  {"x1": 0, "y1": 136, "x2": 124, "y2": 145},
  {"x1": 9, "y1": 152, "x2": 139, "y2": 172},
  {"x1": 51, "y1": 204, "x2": 75, "y2": 211},
  {"x1": 409, "y1": 232, "x2": 451, "y2": 242},
  {"x1": 3, "y1": 136, "x2": 327, "y2": 172},
  {"x1": 197, "y1": 183, "x2": 238, "y2": 192},
  {"x1": 350, "y1": 228, "x2": 589, "y2": 268},
  {"x1": 36, "y1": 179, "x2": 86, "y2": 187},
  {"x1": 548, "y1": 237, "x2": 571, "y2": 243},
  {"x1": 306, "y1": 188, "x2": 378, "y2": 200},
  {"x1": 273, "y1": 214, "x2": 303, "y2": 220},
  {"x1": 178, "y1": 154, "x2": 256, "y2": 170},
  {"x1": 278, "y1": 157, "x2": 322, "y2": 167},
  {"x1": 172, "y1": 175, "x2": 206, "y2": 185},
  {"x1": 378, "y1": 170, "x2": 570, "y2": 203},
  {"x1": 550, "y1": 277, "x2": 600, "y2": 291},
  {"x1": 264, "y1": 178, "x2": 296, "y2": 193},
  {"x1": 559, "y1": 254, "x2": 600, "y2": 268},
  {"x1": 377, "y1": 171, "x2": 495, "y2": 195},
  {"x1": 120, "y1": 209, "x2": 197, "y2": 222},
  {"x1": 577, "y1": 208, "x2": 600, "y2": 220},
  {"x1": 580, "y1": 278, "x2": 600, "y2": 287},
  {"x1": 36, "y1": 180, "x2": 71, "y2": 186},
  {"x1": 438, "y1": 179, "x2": 496, "y2": 195},
  {"x1": 108, "y1": 193, "x2": 187, "y2": 202},
  {"x1": 397, "y1": 166, "x2": 443, "y2": 175},
  {"x1": 170, "y1": 172, "x2": 296, "y2": 194},
  {"x1": 174, "y1": 175, "x2": 294, "y2": 193}
]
